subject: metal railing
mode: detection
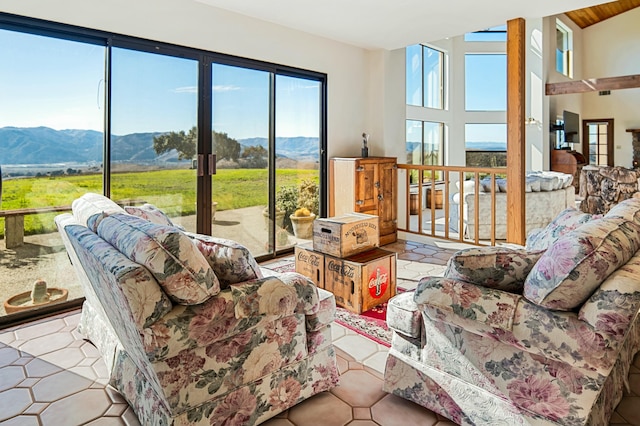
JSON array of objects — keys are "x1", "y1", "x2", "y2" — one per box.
[{"x1": 397, "y1": 164, "x2": 506, "y2": 246}]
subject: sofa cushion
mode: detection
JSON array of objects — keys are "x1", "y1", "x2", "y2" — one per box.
[
  {"x1": 605, "y1": 197, "x2": 640, "y2": 225},
  {"x1": 187, "y1": 233, "x2": 262, "y2": 289},
  {"x1": 97, "y1": 213, "x2": 219, "y2": 305},
  {"x1": 524, "y1": 217, "x2": 640, "y2": 311},
  {"x1": 124, "y1": 203, "x2": 175, "y2": 227},
  {"x1": 526, "y1": 207, "x2": 600, "y2": 251},
  {"x1": 72, "y1": 192, "x2": 126, "y2": 232},
  {"x1": 444, "y1": 246, "x2": 543, "y2": 293},
  {"x1": 65, "y1": 224, "x2": 173, "y2": 329}
]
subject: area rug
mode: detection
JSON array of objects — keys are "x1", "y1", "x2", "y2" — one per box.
[{"x1": 261, "y1": 257, "x2": 394, "y2": 346}]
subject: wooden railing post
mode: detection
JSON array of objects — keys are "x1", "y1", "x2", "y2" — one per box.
[{"x1": 506, "y1": 18, "x2": 526, "y2": 245}]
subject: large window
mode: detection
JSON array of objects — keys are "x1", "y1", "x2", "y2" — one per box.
[
  {"x1": 556, "y1": 19, "x2": 573, "y2": 78},
  {"x1": 406, "y1": 120, "x2": 444, "y2": 168},
  {"x1": 406, "y1": 44, "x2": 444, "y2": 109},
  {"x1": 465, "y1": 123, "x2": 507, "y2": 167},
  {"x1": 0, "y1": 28, "x2": 105, "y2": 317},
  {"x1": 465, "y1": 54, "x2": 506, "y2": 111},
  {"x1": 0, "y1": 14, "x2": 327, "y2": 321}
]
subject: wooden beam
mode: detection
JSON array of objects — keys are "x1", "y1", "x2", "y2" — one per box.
[
  {"x1": 506, "y1": 18, "x2": 526, "y2": 245},
  {"x1": 546, "y1": 74, "x2": 640, "y2": 95}
]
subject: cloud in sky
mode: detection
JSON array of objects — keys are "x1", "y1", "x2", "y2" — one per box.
[{"x1": 213, "y1": 84, "x2": 241, "y2": 92}]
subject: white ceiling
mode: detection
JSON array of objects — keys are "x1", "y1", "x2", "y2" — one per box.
[{"x1": 194, "y1": 0, "x2": 604, "y2": 50}]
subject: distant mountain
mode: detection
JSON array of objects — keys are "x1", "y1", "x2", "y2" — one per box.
[
  {"x1": 0, "y1": 127, "x2": 320, "y2": 165},
  {"x1": 466, "y1": 141, "x2": 506, "y2": 151},
  {"x1": 239, "y1": 136, "x2": 319, "y2": 161}
]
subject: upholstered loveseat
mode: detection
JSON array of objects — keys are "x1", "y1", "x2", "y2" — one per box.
[
  {"x1": 55, "y1": 193, "x2": 339, "y2": 425},
  {"x1": 451, "y1": 171, "x2": 575, "y2": 240},
  {"x1": 383, "y1": 198, "x2": 640, "y2": 425}
]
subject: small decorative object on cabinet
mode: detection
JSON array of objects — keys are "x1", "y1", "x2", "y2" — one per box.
[{"x1": 329, "y1": 157, "x2": 397, "y2": 245}]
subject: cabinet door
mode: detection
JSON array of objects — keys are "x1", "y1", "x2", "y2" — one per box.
[
  {"x1": 354, "y1": 161, "x2": 378, "y2": 212},
  {"x1": 378, "y1": 160, "x2": 397, "y2": 235}
]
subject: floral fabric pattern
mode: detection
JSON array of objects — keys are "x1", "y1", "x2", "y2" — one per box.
[
  {"x1": 524, "y1": 217, "x2": 640, "y2": 310},
  {"x1": 188, "y1": 233, "x2": 263, "y2": 288},
  {"x1": 383, "y1": 215, "x2": 640, "y2": 425},
  {"x1": 71, "y1": 192, "x2": 126, "y2": 232},
  {"x1": 605, "y1": 197, "x2": 640, "y2": 224},
  {"x1": 526, "y1": 207, "x2": 600, "y2": 251},
  {"x1": 444, "y1": 246, "x2": 543, "y2": 292},
  {"x1": 386, "y1": 291, "x2": 421, "y2": 339},
  {"x1": 66, "y1": 224, "x2": 172, "y2": 329},
  {"x1": 124, "y1": 203, "x2": 176, "y2": 226},
  {"x1": 97, "y1": 213, "x2": 220, "y2": 305},
  {"x1": 58, "y1": 196, "x2": 340, "y2": 426}
]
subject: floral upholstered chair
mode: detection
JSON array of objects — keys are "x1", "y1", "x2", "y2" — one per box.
[
  {"x1": 55, "y1": 193, "x2": 339, "y2": 425},
  {"x1": 383, "y1": 200, "x2": 640, "y2": 425}
]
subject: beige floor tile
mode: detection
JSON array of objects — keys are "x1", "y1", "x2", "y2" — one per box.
[
  {"x1": 331, "y1": 370, "x2": 387, "y2": 407},
  {"x1": 288, "y1": 392, "x2": 352, "y2": 426}
]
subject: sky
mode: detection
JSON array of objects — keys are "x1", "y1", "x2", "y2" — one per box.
[
  {"x1": 0, "y1": 28, "x2": 320, "y2": 140},
  {"x1": 0, "y1": 26, "x2": 504, "y2": 146}
]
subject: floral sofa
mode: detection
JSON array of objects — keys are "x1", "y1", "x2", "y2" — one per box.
[
  {"x1": 383, "y1": 198, "x2": 640, "y2": 425},
  {"x1": 55, "y1": 193, "x2": 339, "y2": 425}
]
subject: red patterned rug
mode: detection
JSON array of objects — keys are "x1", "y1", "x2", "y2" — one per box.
[{"x1": 262, "y1": 258, "x2": 394, "y2": 346}]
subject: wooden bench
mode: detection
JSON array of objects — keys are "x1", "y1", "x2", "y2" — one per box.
[
  {"x1": 0, "y1": 198, "x2": 146, "y2": 249},
  {"x1": 0, "y1": 205, "x2": 72, "y2": 249}
]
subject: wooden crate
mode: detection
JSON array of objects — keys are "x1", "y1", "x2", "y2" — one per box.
[
  {"x1": 324, "y1": 248, "x2": 396, "y2": 314},
  {"x1": 313, "y1": 213, "x2": 379, "y2": 258},
  {"x1": 294, "y1": 243, "x2": 325, "y2": 287}
]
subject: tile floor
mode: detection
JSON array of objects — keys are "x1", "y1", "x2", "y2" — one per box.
[{"x1": 1, "y1": 239, "x2": 639, "y2": 425}]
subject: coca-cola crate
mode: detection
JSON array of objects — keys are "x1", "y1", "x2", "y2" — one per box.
[
  {"x1": 294, "y1": 243, "x2": 325, "y2": 287},
  {"x1": 313, "y1": 213, "x2": 379, "y2": 258},
  {"x1": 324, "y1": 248, "x2": 396, "y2": 314}
]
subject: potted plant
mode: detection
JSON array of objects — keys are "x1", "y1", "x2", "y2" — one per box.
[{"x1": 290, "y1": 207, "x2": 316, "y2": 239}]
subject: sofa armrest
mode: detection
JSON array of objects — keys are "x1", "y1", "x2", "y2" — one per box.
[
  {"x1": 579, "y1": 253, "x2": 640, "y2": 337},
  {"x1": 231, "y1": 272, "x2": 319, "y2": 318},
  {"x1": 386, "y1": 291, "x2": 422, "y2": 339},
  {"x1": 414, "y1": 276, "x2": 521, "y2": 333}
]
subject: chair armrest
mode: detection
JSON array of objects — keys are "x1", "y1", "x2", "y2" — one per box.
[
  {"x1": 386, "y1": 291, "x2": 421, "y2": 339},
  {"x1": 414, "y1": 276, "x2": 521, "y2": 333},
  {"x1": 232, "y1": 272, "x2": 319, "y2": 318}
]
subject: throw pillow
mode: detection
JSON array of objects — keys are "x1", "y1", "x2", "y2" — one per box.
[
  {"x1": 525, "y1": 207, "x2": 600, "y2": 251},
  {"x1": 444, "y1": 246, "x2": 544, "y2": 293},
  {"x1": 188, "y1": 233, "x2": 263, "y2": 289},
  {"x1": 72, "y1": 192, "x2": 126, "y2": 232},
  {"x1": 97, "y1": 213, "x2": 219, "y2": 305},
  {"x1": 524, "y1": 217, "x2": 640, "y2": 311},
  {"x1": 124, "y1": 203, "x2": 175, "y2": 227},
  {"x1": 605, "y1": 197, "x2": 640, "y2": 225}
]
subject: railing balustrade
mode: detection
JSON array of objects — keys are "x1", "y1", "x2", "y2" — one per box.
[{"x1": 397, "y1": 164, "x2": 506, "y2": 246}]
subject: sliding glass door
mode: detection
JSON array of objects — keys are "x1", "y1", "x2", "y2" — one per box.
[
  {"x1": 274, "y1": 75, "x2": 321, "y2": 249},
  {"x1": 110, "y1": 47, "x2": 199, "y2": 232},
  {"x1": 210, "y1": 63, "x2": 270, "y2": 256}
]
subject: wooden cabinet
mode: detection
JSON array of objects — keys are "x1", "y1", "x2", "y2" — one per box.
[
  {"x1": 550, "y1": 149, "x2": 587, "y2": 193},
  {"x1": 329, "y1": 157, "x2": 397, "y2": 245}
]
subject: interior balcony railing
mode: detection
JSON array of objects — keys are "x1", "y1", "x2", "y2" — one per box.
[{"x1": 396, "y1": 164, "x2": 507, "y2": 246}]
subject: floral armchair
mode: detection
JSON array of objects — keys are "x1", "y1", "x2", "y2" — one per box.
[
  {"x1": 383, "y1": 199, "x2": 640, "y2": 425},
  {"x1": 55, "y1": 193, "x2": 339, "y2": 425}
]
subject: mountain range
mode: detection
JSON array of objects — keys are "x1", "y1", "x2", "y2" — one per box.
[{"x1": 0, "y1": 126, "x2": 319, "y2": 165}]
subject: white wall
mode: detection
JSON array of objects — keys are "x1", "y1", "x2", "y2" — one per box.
[
  {"x1": 582, "y1": 7, "x2": 640, "y2": 168},
  {"x1": 0, "y1": 0, "x2": 373, "y2": 159},
  {"x1": 545, "y1": 14, "x2": 584, "y2": 154}
]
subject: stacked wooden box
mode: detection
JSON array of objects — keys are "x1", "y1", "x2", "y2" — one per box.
[{"x1": 295, "y1": 213, "x2": 396, "y2": 314}]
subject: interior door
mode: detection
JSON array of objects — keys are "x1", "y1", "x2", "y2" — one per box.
[{"x1": 582, "y1": 119, "x2": 614, "y2": 167}]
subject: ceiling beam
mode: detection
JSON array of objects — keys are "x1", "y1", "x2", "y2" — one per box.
[{"x1": 546, "y1": 74, "x2": 640, "y2": 95}]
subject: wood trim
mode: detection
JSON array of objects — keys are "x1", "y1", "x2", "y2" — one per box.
[
  {"x1": 546, "y1": 74, "x2": 640, "y2": 95},
  {"x1": 582, "y1": 119, "x2": 614, "y2": 167},
  {"x1": 506, "y1": 18, "x2": 526, "y2": 245}
]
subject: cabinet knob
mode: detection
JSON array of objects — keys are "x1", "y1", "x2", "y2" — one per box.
[
  {"x1": 356, "y1": 166, "x2": 365, "y2": 172},
  {"x1": 377, "y1": 194, "x2": 384, "y2": 201},
  {"x1": 356, "y1": 200, "x2": 364, "y2": 205},
  {"x1": 374, "y1": 181, "x2": 380, "y2": 188}
]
